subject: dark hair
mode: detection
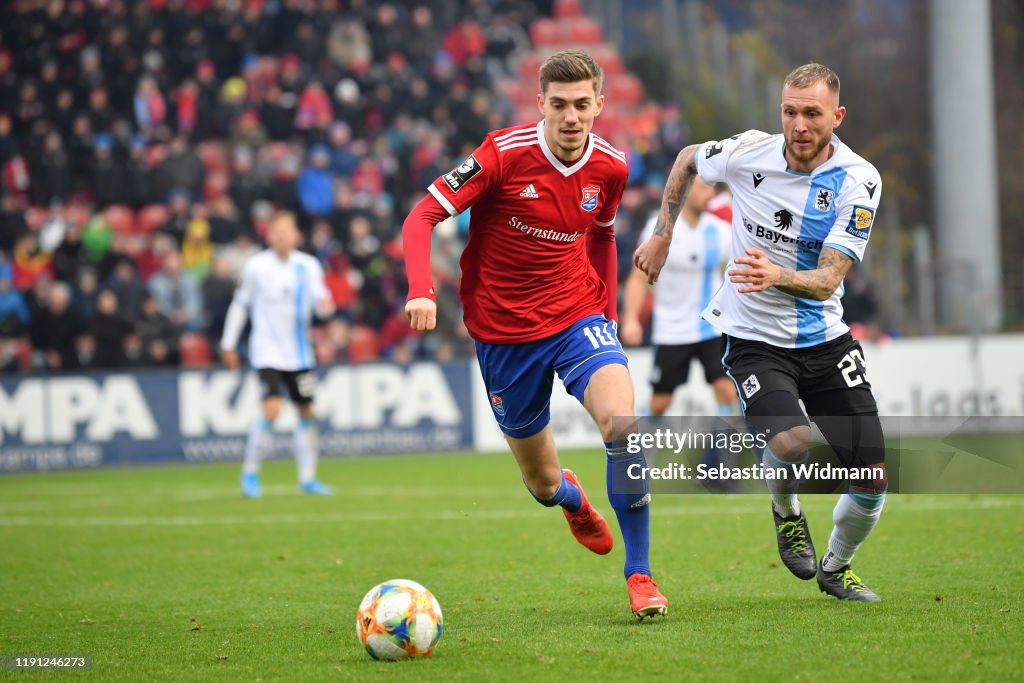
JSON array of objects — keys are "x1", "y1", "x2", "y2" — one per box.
[{"x1": 539, "y1": 49, "x2": 603, "y2": 95}]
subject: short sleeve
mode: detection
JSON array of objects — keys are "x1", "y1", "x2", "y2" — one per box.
[
  {"x1": 427, "y1": 138, "x2": 500, "y2": 216},
  {"x1": 823, "y1": 176, "x2": 882, "y2": 263},
  {"x1": 694, "y1": 129, "x2": 773, "y2": 185}
]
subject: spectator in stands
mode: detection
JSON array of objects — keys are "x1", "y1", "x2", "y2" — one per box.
[
  {"x1": 182, "y1": 218, "x2": 214, "y2": 280},
  {"x1": 228, "y1": 146, "x2": 269, "y2": 222},
  {"x1": 0, "y1": 193, "x2": 29, "y2": 253},
  {"x1": 33, "y1": 130, "x2": 72, "y2": 205},
  {"x1": 207, "y1": 196, "x2": 243, "y2": 246},
  {"x1": 159, "y1": 188, "x2": 194, "y2": 245},
  {"x1": 12, "y1": 234, "x2": 53, "y2": 291},
  {"x1": 133, "y1": 75, "x2": 166, "y2": 141},
  {"x1": 91, "y1": 133, "x2": 125, "y2": 209},
  {"x1": 149, "y1": 251, "x2": 203, "y2": 332},
  {"x1": 201, "y1": 255, "x2": 236, "y2": 351},
  {"x1": 136, "y1": 293, "x2": 179, "y2": 366},
  {"x1": 220, "y1": 230, "x2": 261, "y2": 280},
  {"x1": 87, "y1": 289, "x2": 133, "y2": 368},
  {"x1": 29, "y1": 280, "x2": 83, "y2": 371},
  {"x1": 124, "y1": 136, "x2": 153, "y2": 209},
  {"x1": 107, "y1": 258, "x2": 146, "y2": 321},
  {"x1": 73, "y1": 268, "x2": 100, "y2": 320},
  {"x1": 156, "y1": 135, "x2": 204, "y2": 201},
  {"x1": 297, "y1": 144, "x2": 335, "y2": 218},
  {"x1": 0, "y1": 263, "x2": 30, "y2": 337}
]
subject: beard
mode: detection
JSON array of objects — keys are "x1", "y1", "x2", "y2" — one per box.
[{"x1": 785, "y1": 134, "x2": 830, "y2": 164}]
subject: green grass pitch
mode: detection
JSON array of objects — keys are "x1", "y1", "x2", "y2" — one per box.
[{"x1": 1, "y1": 449, "x2": 1022, "y2": 681}]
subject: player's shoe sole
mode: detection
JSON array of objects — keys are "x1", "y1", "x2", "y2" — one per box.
[
  {"x1": 817, "y1": 560, "x2": 881, "y2": 602},
  {"x1": 241, "y1": 472, "x2": 262, "y2": 499},
  {"x1": 627, "y1": 573, "x2": 668, "y2": 620},
  {"x1": 561, "y1": 469, "x2": 614, "y2": 555},
  {"x1": 772, "y1": 505, "x2": 816, "y2": 580}
]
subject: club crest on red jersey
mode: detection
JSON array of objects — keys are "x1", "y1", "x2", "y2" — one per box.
[
  {"x1": 580, "y1": 185, "x2": 600, "y2": 212},
  {"x1": 489, "y1": 393, "x2": 506, "y2": 416}
]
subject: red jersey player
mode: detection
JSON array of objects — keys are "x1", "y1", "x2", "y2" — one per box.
[{"x1": 402, "y1": 50, "x2": 667, "y2": 620}]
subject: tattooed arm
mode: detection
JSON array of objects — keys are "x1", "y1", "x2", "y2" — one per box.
[
  {"x1": 632, "y1": 144, "x2": 700, "y2": 284},
  {"x1": 729, "y1": 246, "x2": 855, "y2": 300}
]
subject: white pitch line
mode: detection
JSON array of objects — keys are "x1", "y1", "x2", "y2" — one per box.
[{"x1": 0, "y1": 497, "x2": 1021, "y2": 528}]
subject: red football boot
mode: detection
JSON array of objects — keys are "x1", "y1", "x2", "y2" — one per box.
[
  {"x1": 561, "y1": 469, "x2": 614, "y2": 555},
  {"x1": 627, "y1": 574, "x2": 669, "y2": 620}
]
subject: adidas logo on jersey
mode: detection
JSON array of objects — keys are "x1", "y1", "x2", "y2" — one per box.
[{"x1": 519, "y1": 183, "x2": 539, "y2": 198}]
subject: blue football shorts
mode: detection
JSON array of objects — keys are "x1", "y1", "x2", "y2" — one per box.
[{"x1": 474, "y1": 314, "x2": 629, "y2": 438}]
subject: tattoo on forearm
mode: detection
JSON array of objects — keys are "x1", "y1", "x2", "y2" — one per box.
[
  {"x1": 773, "y1": 247, "x2": 854, "y2": 300},
  {"x1": 653, "y1": 145, "x2": 698, "y2": 239}
]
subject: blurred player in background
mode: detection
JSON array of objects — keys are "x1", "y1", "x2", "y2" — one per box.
[
  {"x1": 221, "y1": 211, "x2": 335, "y2": 498},
  {"x1": 635, "y1": 63, "x2": 887, "y2": 601},
  {"x1": 402, "y1": 50, "x2": 668, "y2": 619},
  {"x1": 620, "y1": 177, "x2": 741, "y2": 485},
  {"x1": 620, "y1": 178, "x2": 737, "y2": 414}
]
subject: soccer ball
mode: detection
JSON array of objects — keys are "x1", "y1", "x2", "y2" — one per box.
[{"x1": 356, "y1": 579, "x2": 443, "y2": 660}]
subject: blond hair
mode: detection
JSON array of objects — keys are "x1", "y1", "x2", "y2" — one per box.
[
  {"x1": 784, "y1": 63, "x2": 840, "y2": 96},
  {"x1": 539, "y1": 49, "x2": 603, "y2": 95}
]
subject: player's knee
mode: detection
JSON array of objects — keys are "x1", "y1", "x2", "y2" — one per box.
[
  {"x1": 264, "y1": 400, "x2": 282, "y2": 422},
  {"x1": 768, "y1": 425, "x2": 812, "y2": 461},
  {"x1": 850, "y1": 463, "x2": 888, "y2": 493}
]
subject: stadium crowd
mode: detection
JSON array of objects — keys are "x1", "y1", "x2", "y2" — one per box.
[{"x1": 3, "y1": 0, "x2": 874, "y2": 374}]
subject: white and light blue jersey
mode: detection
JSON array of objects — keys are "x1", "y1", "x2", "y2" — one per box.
[
  {"x1": 639, "y1": 210, "x2": 731, "y2": 345},
  {"x1": 695, "y1": 130, "x2": 882, "y2": 348},
  {"x1": 220, "y1": 249, "x2": 329, "y2": 371}
]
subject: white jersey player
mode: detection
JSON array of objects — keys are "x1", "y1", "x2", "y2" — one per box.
[
  {"x1": 635, "y1": 63, "x2": 888, "y2": 602},
  {"x1": 221, "y1": 212, "x2": 335, "y2": 497},
  {"x1": 621, "y1": 177, "x2": 737, "y2": 418}
]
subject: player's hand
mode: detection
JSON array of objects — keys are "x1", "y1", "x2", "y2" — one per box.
[
  {"x1": 633, "y1": 234, "x2": 671, "y2": 284},
  {"x1": 729, "y1": 247, "x2": 783, "y2": 293},
  {"x1": 222, "y1": 348, "x2": 240, "y2": 370},
  {"x1": 619, "y1": 317, "x2": 643, "y2": 346},
  {"x1": 405, "y1": 297, "x2": 437, "y2": 331}
]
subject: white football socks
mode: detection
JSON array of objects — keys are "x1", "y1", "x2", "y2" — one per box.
[
  {"x1": 822, "y1": 491, "x2": 886, "y2": 572},
  {"x1": 243, "y1": 418, "x2": 272, "y2": 475},
  {"x1": 762, "y1": 446, "x2": 804, "y2": 517},
  {"x1": 294, "y1": 417, "x2": 318, "y2": 484}
]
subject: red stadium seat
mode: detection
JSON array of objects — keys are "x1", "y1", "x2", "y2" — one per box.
[
  {"x1": 608, "y1": 74, "x2": 644, "y2": 105},
  {"x1": 530, "y1": 18, "x2": 561, "y2": 47},
  {"x1": 518, "y1": 52, "x2": 545, "y2": 79},
  {"x1": 590, "y1": 45, "x2": 624, "y2": 75},
  {"x1": 137, "y1": 204, "x2": 170, "y2": 233},
  {"x1": 554, "y1": 0, "x2": 584, "y2": 17},
  {"x1": 104, "y1": 204, "x2": 136, "y2": 234},
  {"x1": 566, "y1": 17, "x2": 603, "y2": 45},
  {"x1": 347, "y1": 325, "x2": 381, "y2": 364},
  {"x1": 180, "y1": 333, "x2": 214, "y2": 367}
]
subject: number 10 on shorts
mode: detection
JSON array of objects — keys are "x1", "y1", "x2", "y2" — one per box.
[{"x1": 583, "y1": 322, "x2": 618, "y2": 349}]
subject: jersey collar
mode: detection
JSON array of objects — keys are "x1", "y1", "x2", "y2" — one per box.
[{"x1": 536, "y1": 120, "x2": 594, "y2": 177}]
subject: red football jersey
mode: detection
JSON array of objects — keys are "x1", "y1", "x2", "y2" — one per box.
[{"x1": 427, "y1": 120, "x2": 628, "y2": 344}]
